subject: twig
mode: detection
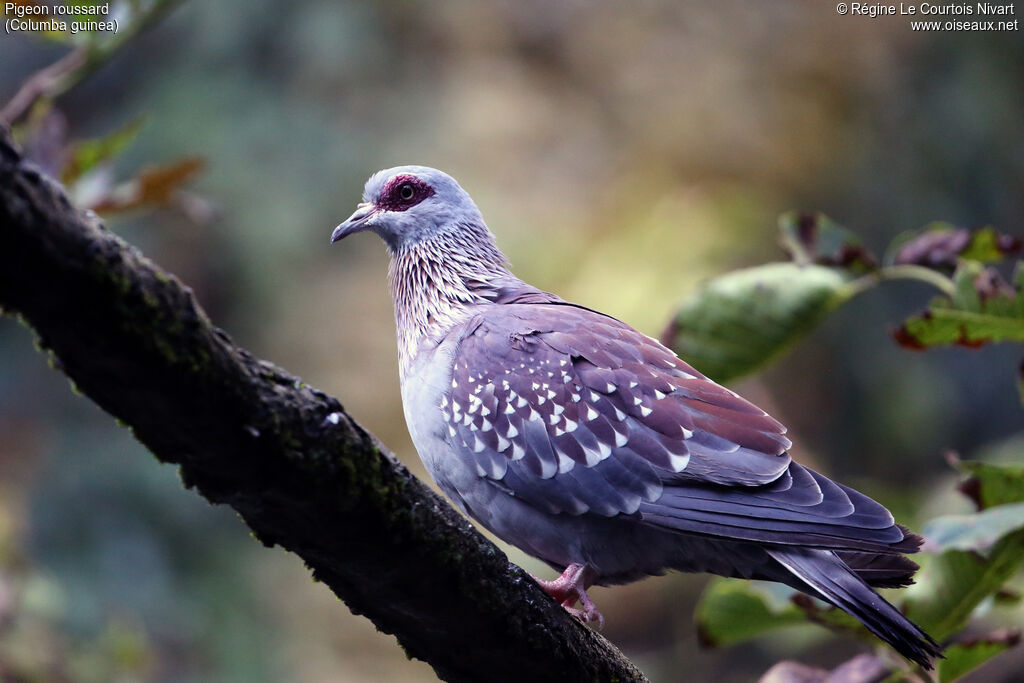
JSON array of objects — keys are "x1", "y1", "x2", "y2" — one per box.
[{"x1": 847, "y1": 264, "x2": 957, "y2": 299}]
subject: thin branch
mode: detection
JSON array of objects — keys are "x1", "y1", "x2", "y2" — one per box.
[
  {"x1": 847, "y1": 264, "x2": 958, "y2": 298},
  {"x1": 0, "y1": 47, "x2": 87, "y2": 125},
  {"x1": 0, "y1": 126, "x2": 648, "y2": 682},
  {"x1": 876, "y1": 264, "x2": 958, "y2": 296}
]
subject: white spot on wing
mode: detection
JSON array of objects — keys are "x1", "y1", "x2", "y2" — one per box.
[
  {"x1": 557, "y1": 450, "x2": 575, "y2": 473},
  {"x1": 668, "y1": 452, "x2": 690, "y2": 472},
  {"x1": 539, "y1": 453, "x2": 557, "y2": 479}
]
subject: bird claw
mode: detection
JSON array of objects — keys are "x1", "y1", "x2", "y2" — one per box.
[
  {"x1": 531, "y1": 563, "x2": 604, "y2": 630},
  {"x1": 562, "y1": 598, "x2": 605, "y2": 630}
]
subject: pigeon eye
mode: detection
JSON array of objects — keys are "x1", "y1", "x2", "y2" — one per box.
[{"x1": 378, "y1": 174, "x2": 434, "y2": 211}]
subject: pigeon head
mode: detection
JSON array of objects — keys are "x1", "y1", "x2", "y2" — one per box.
[{"x1": 331, "y1": 165, "x2": 486, "y2": 252}]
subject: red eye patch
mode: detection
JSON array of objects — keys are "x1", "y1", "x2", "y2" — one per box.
[{"x1": 377, "y1": 174, "x2": 435, "y2": 212}]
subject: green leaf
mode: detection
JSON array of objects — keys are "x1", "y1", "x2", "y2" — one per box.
[
  {"x1": 61, "y1": 118, "x2": 145, "y2": 185},
  {"x1": 955, "y1": 460, "x2": 1024, "y2": 510},
  {"x1": 694, "y1": 578, "x2": 808, "y2": 647},
  {"x1": 662, "y1": 263, "x2": 858, "y2": 383},
  {"x1": 894, "y1": 261, "x2": 1024, "y2": 350},
  {"x1": 923, "y1": 502, "x2": 1024, "y2": 552},
  {"x1": 962, "y1": 228, "x2": 1024, "y2": 263},
  {"x1": 779, "y1": 211, "x2": 877, "y2": 271},
  {"x1": 937, "y1": 631, "x2": 1021, "y2": 683},
  {"x1": 903, "y1": 529, "x2": 1024, "y2": 642},
  {"x1": 887, "y1": 222, "x2": 1022, "y2": 268}
]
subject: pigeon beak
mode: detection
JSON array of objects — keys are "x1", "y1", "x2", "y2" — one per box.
[{"x1": 331, "y1": 202, "x2": 377, "y2": 243}]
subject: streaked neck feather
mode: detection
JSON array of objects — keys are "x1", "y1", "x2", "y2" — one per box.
[{"x1": 389, "y1": 222, "x2": 516, "y2": 376}]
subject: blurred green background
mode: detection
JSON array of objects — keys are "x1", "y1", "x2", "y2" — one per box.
[{"x1": 1, "y1": 1, "x2": 1022, "y2": 681}]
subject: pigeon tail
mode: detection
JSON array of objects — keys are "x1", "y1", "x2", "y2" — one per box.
[{"x1": 768, "y1": 547, "x2": 942, "y2": 669}]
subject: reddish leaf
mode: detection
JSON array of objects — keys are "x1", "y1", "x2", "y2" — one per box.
[{"x1": 90, "y1": 157, "x2": 204, "y2": 214}]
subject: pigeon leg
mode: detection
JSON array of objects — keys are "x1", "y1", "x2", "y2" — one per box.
[{"x1": 532, "y1": 563, "x2": 604, "y2": 629}]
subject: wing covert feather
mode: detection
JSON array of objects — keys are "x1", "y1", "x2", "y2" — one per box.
[{"x1": 442, "y1": 304, "x2": 792, "y2": 516}]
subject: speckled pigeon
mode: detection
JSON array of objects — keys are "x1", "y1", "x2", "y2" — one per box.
[{"x1": 330, "y1": 166, "x2": 941, "y2": 668}]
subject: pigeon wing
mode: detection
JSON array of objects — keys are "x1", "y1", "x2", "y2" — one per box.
[
  {"x1": 443, "y1": 303, "x2": 912, "y2": 553},
  {"x1": 443, "y1": 303, "x2": 790, "y2": 515}
]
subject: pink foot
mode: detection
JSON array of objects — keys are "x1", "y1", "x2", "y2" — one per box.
[{"x1": 532, "y1": 563, "x2": 604, "y2": 629}]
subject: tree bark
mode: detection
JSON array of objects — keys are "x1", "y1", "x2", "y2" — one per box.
[{"x1": 0, "y1": 126, "x2": 648, "y2": 683}]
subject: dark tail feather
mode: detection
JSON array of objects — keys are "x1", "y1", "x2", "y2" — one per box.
[
  {"x1": 837, "y1": 550, "x2": 919, "y2": 588},
  {"x1": 768, "y1": 547, "x2": 942, "y2": 669}
]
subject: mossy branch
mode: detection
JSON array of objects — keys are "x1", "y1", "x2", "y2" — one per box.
[{"x1": 0, "y1": 126, "x2": 648, "y2": 683}]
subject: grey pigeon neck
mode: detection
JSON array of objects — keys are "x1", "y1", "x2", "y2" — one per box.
[{"x1": 388, "y1": 225, "x2": 521, "y2": 377}]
